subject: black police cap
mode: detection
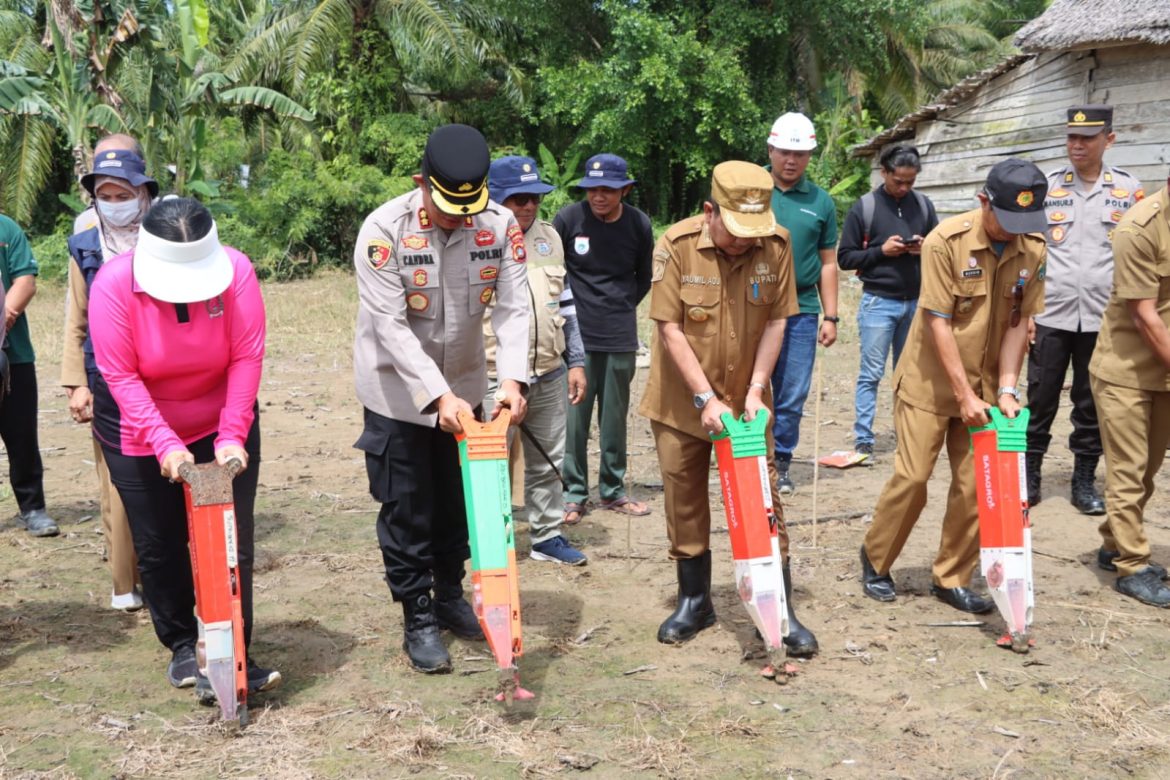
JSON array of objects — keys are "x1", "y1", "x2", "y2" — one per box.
[
  {"x1": 421, "y1": 124, "x2": 490, "y2": 216},
  {"x1": 1067, "y1": 105, "x2": 1113, "y2": 136}
]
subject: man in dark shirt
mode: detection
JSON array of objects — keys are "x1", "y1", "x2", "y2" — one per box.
[
  {"x1": 838, "y1": 145, "x2": 939, "y2": 456},
  {"x1": 554, "y1": 154, "x2": 654, "y2": 521}
]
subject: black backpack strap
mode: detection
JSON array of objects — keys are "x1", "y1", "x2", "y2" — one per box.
[{"x1": 860, "y1": 191, "x2": 875, "y2": 249}]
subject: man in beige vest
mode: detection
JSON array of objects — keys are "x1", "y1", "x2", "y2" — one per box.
[{"x1": 484, "y1": 155, "x2": 588, "y2": 565}]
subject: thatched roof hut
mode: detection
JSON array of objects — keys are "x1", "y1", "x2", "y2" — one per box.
[{"x1": 853, "y1": 1, "x2": 1170, "y2": 215}]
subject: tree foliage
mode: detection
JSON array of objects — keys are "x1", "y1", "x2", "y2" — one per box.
[{"x1": 1, "y1": 0, "x2": 1048, "y2": 276}]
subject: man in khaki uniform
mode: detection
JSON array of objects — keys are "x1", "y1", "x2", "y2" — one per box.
[
  {"x1": 1026, "y1": 105, "x2": 1144, "y2": 514},
  {"x1": 640, "y1": 161, "x2": 817, "y2": 656},
  {"x1": 860, "y1": 158, "x2": 1049, "y2": 614},
  {"x1": 483, "y1": 155, "x2": 588, "y2": 566},
  {"x1": 353, "y1": 124, "x2": 530, "y2": 673},
  {"x1": 1089, "y1": 171, "x2": 1170, "y2": 607}
]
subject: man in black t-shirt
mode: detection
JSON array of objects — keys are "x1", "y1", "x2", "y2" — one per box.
[
  {"x1": 837, "y1": 145, "x2": 938, "y2": 457},
  {"x1": 554, "y1": 154, "x2": 654, "y2": 522}
]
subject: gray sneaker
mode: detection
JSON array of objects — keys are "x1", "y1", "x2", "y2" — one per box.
[
  {"x1": 167, "y1": 644, "x2": 198, "y2": 688},
  {"x1": 20, "y1": 508, "x2": 59, "y2": 537}
]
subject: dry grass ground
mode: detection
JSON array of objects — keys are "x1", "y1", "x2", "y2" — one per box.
[{"x1": 3, "y1": 271, "x2": 1170, "y2": 779}]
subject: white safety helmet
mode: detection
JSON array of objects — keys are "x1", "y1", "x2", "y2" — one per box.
[{"x1": 768, "y1": 112, "x2": 818, "y2": 151}]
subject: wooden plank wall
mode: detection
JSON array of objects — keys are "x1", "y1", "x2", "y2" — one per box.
[{"x1": 865, "y1": 45, "x2": 1170, "y2": 216}]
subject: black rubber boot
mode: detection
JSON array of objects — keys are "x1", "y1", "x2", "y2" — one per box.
[
  {"x1": 1071, "y1": 454, "x2": 1105, "y2": 515},
  {"x1": 657, "y1": 551, "x2": 715, "y2": 644},
  {"x1": 1025, "y1": 453, "x2": 1042, "y2": 508},
  {"x1": 402, "y1": 594, "x2": 452, "y2": 673},
  {"x1": 433, "y1": 561, "x2": 485, "y2": 641},
  {"x1": 782, "y1": 563, "x2": 819, "y2": 657}
]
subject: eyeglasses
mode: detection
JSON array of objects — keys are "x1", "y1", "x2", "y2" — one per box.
[
  {"x1": 1010, "y1": 282, "x2": 1024, "y2": 328},
  {"x1": 507, "y1": 194, "x2": 542, "y2": 207}
]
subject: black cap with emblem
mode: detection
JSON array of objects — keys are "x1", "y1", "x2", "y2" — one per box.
[
  {"x1": 1066, "y1": 104, "x2": 1113, "y2": 136},
  {"x1": 421, "y1": 124, "x2": 490, "y2": 216},
  {"x1": 983, "y1": 157, "x2": 1048, "y2": 235}
]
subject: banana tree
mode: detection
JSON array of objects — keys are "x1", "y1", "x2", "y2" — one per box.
[{"x1": 0, "y1": 10, "x2": 127, "y2": 222}]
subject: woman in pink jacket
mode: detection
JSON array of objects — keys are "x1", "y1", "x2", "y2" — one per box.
[{"x1": 89, "y1": 198, "x2": 281, "y2": 703}]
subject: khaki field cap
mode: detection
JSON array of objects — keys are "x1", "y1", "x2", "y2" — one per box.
[{"x1": 711, "y1": 161, "x2": 776, "y2": 238}]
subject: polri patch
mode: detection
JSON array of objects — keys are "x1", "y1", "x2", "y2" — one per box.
[
  {"x1": 475, "y1": 229, "x2": 496, "y2": 247},
  {"x1": 480, "y1": 265, "x2": 498, "y2": 281},
  {"x1": 406, "y1": 292, "x2": 429, "y2": 312},
  {"x1": 402, "y1": 234, "x2": 428, "y2": 250},
  {"x1": 479, "y1": 287, "x2": 494, "y2": 305},
  {"x1": 367, "y1": 239, "x2": 393, "y2": 270},
  {"x1": 412, "y1": 269, "x2": 428, "y2": 287}
]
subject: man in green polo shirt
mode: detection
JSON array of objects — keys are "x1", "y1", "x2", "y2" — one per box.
[
  {"x1": 0, "y1": 214, "x2": 57, "y2": 536},
  {"x1": 766, "y1": 112, "x2": 840, "y2": 493}
]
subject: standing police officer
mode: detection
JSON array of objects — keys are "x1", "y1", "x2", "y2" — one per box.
[
  {"x1": 353, "y1": 125, "x2": 530, "y2": 673},
  {"x1": 1026, "y1": 105, "x2": 1143, "y2": 514}
]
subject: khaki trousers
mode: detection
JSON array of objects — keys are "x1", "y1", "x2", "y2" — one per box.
[
  {"x1": 862, "y1": 398, "x2": 981, "y2": 588},
  {"x1": 651, "y1": 420, "x2": 789, "y2": 561},
  {"x1": 94, "y1": 439, "x2": 140, "y2": 595},
  {"x1": 1092, "y1": 377, "x2": 1170, "y2": 576}
]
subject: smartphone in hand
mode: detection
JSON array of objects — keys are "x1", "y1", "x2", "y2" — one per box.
[{"x1": 900, "y1": 235, "x2": 922, "y2": 246}]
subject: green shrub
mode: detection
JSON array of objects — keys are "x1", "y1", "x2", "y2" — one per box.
[
  {"x1": 28, "y1": 218, "x2": 73, "y2": 283},
  {"x1": 224, "y1": 150, "x2": 412, "y2": 280}
]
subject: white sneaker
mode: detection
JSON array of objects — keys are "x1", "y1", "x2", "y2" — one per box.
[{"x1": 111, "y1": 589, "x2": 144, "y2": 611}]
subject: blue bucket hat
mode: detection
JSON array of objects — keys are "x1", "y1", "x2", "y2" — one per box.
[
  {"x1": 576, "y1": 153, "x2": 636, "y2": 189},
  {"x1": 81, "y1": 149, "x2": 159, "y2": 198},
  {"x1": 489, "y1": 155, "x2": 555, "y2": 204}
]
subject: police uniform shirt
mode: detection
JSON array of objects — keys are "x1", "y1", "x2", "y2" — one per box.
[
  {"x1": 639, "y1": 214, "x2": 799, "y2": 441},
  {"x1": 1038, "y1": 165, "x2": 1144, "y2": 332},
  {"x1": 353, "y1": 188, "x2": 529, "y2": 425},
  {"x1": 894, "y1": 208, "x2": 1047, "y2": 418},
  {"x1": 1090, "y1": 186, "x2": 1170, "y2": 391}
]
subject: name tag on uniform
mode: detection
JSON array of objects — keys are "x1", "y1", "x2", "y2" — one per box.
[{"x1": 962, "y1": 268, "x2": 983, "y2": 278}]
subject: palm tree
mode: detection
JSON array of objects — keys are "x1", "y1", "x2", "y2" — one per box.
[{"x1": 228, "y1": 0, "x2": 524, "y2": 113}]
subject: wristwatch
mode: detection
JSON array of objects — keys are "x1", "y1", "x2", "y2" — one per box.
[
  {"x1": 998, "y1": 386, "x2": 1020, "y2": 401},
  {"x1": 693, "y1": 390, "x2": 716, "y2": 409},
  {"x1": 823, "y1": 315, "x2": 840, "y2": 324}
]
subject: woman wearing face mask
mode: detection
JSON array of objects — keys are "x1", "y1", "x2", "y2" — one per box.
[{"x1": 61, "y1": 149, "x2": 158, "y2": 612}]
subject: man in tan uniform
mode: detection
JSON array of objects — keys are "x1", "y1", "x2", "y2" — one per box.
[
  {"x1": 1089, "y1": 171, "x2": 1170, "y2": 607},
  {"x1": 860, "y1": 158, "x2": 1049, "y2": 614},
  {"x1": 640, "y1": 161, "x2": 817, "y2": 656}
]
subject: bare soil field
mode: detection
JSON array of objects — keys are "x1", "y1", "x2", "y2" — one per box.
[{"x1": 3, "y1": 271, "x2": 1170, "y2": 779}]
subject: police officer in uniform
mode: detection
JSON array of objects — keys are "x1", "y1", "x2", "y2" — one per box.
[
  {"x1": 860, "y1": 159, "x2": 1048, "y2": 613},
  {"x1": 640, "y1": 161, "x2": 817, "y2": 656},
  {"x1": 1089, "y1": 170, "x2": 1170, "y2": 607},
  {"x1": 1027, "y1": 105, "x2": 1144, "y2": 514},
  {"x1": 353, "y1": 125, "x2": 530, "y2": 673}
]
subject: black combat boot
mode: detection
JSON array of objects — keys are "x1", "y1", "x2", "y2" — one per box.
[
  {"x1": 1025, "y1": 453, "x2": 1042, "y2": 508},
  {"x1": 782, "y1": 563, "x2": 819, "y2": 657},
  {"x1": 1071, "y1": 454, "x2": 1105, "y2": 515},
  {"x1": 402, "y1": 594, "x2": 452, "y2": 673},
  {"x1": 433, "y1": 560, "x2": 485, "y2": 640},
  {"x1": 657, "y1": 551, "x2": 716, "y2": 644}
]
